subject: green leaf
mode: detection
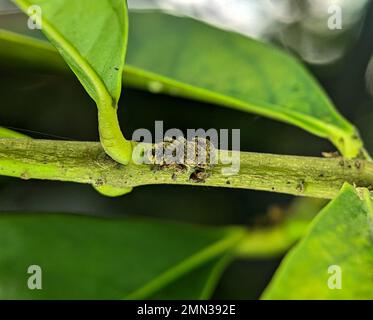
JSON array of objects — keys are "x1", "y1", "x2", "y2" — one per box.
[
  {"x1": 262, "y1": 183, "x2": 373, "y2": 299},
  {"x1": 12, "y1": 0, "x2": 132, "y2": 164},
  {"x1": 0, "y1": 10, "x2": 365, "y2": 158},
  {"x1": 0, "y1": 29, "x2": 66, "y2": 73},
  {"x1": 0, "y1": 213, "x2": 244, "y2": 299},
  {"x1": 236, "y1": 198, "x2": 326, "y2": 258},
  {"x1": 148, "y1": 255, "x2": 232, "y2": 300},
  {"x1": 124, "y1": 12, "x2": 363, "y2": 158}
]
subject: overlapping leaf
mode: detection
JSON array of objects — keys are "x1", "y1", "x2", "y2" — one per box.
[
  {"x1": 13, "y1": 0, "x2": 126, "y2": 105},
  {"x1": 11, "y1": 0, "x2": 132, "y2": 165},
  {"x1": 0, "y1": 213, "x2": 244, "y2": 299},
  {"x1": 263, "y1": 183, "x2": 373, "y2": 299}
]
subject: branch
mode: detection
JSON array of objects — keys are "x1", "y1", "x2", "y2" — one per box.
[{"x1": 0, "y1": 139, "x2": 372, "y2": 199}]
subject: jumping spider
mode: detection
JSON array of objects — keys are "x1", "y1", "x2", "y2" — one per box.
[{"x1": 146, "y1": 136, "x2": 216, "y2": 182}]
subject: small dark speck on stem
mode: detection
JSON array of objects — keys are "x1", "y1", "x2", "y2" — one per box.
[
  {"x1": 20, "y1": 171, "x2": 29, "y2": 180},
  {"x1": 189, "y1": 168, "x2": 210, "y2": 183},
  {"x1": 296, "y1": 180, "x2": 305, "y2": 193},
  {"x1": 95, "y1": 178, "x2": 105, "y2": 187},
  {"x1": 355, "y1": 160, "x2": 362, "y2": 170}
]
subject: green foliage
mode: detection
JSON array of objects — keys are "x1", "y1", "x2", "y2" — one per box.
[
  {"x1": 0, "y1": 214, "x2": 244, "y2": 299},
  {"x1": 263, "y1": 183, "x2": 373, "y2": 299},
  {"x1": 125, "y1": 12, "x2": 362, "y2": 158},
  {"x1": 0, "y1": 29, "x2": 66, "y2": 73},
  {"x1": 14, "y1": 0, "x2": 127, "y2": 104},
  {"x1": 12, "y1": 0, "x2": 132, "y2": 165},
  {"x1": 0, "y1": 11, "x2": 366, "y2": 158}
]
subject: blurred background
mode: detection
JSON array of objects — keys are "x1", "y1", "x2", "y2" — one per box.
[{"x1": 0, "y1": 0, "x2": 373, "y2": 299}]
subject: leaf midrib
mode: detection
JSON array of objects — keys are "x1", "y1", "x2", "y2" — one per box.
[
  {"x1": 124, "y1": 65, "x2": 354, "y2": 138},
  {"x1": 124, "y1": 228, "x2": 245, "y2": 299},
  {"x1": 13, "y1": 0, "x2": 114, "y2": 107}
]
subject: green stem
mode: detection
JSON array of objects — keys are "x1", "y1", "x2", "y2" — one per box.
[
  {"x1": 0, "y1": 139, "x2": 372, "y2": 199},
  {"x1": 235, "y1": 220, "x2": 310, "y2": 258},
  {"x1": 97, "y1": 105, "x2": 132, "y2": 165}
]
